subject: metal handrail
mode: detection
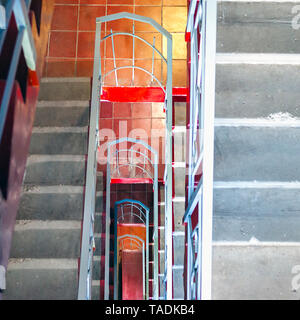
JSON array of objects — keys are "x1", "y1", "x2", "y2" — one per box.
[
  {"x1": 0, "y1": 0, "x2": 36, "y2": 143},
  {"x1": 184, "y1": 0, "x2": 217, "y2": 300},
  {"x1": 78, "y1": 12, "x2": 173, "y2": 300}
]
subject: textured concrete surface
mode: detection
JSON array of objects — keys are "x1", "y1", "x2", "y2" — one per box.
[
  {"x1": 24, "y1": 156, "x2": 86, "y2": 186},
  {"x1": 173, "y1": 201, "x2": 185, "y2": 232},
  {"x1": 212, "y1": 245, "x2": 300, "y2": 300},
  {"x1": 214, "y1": 126, "x2": 300, "y2": 181},
  {"x1": 29, "y1": 129, "x2": 88, "y2": 155},
  {"x1": 173, "y1": 233, "x2": 185, "y2": 266},
  {"x1": 4, "y1": 259, "x2": 78, "y2": 300},
  {"x1": 216, "y1": 64, "x2": 300, "y2": 118},
  {"x1": 34, "y1": 103, "x2": 90, "y2": 127},
  {"x1": 217, "y1": 2, "x2": 300, "y2": 53},
  {"x1": 10, "y1": 221, "x2": 81, "y2": 258},
  {"x1": 173, "y1": 267, "x2": 184, "y2": 299},
  {"x1": 39, "y1": 78, "x2": 91, "y2": 101},
  {"x1": 174, "y1": 167, "x2": 186, "y2": 197}
]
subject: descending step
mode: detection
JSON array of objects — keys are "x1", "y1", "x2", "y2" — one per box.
[
  {"x1": 214, "y1": 124, "x2": 300, "y2": 181},
  {"x1": 212, "y1": 244, "x2": 300, "y2": 300},
  {"x1": 217, "y1": 1, "x2": 300, "y2": 53},
  {"x1": 216, "y1": 63, "x2": 300, "y2": 118},
  {"x1": 39, "y1": 78, "x2": 91, "y2": 101},
  {"x1": 35, "y1": 101, "x2": 90, "y2": 127},
  {"x1": 29, "y1": 127, "x2": 88, "y2": 155},
  {"x1": 10, "y1": 220, "x2": 81, "y2": 258},
  {"x1": 4, "y1": 259, "x2": 78, "y2": 300},
  {"x1": 213, "y1": 182, "x2": 300, "y2": 242},
  {"x1": 24, "y1": 155, "x2": 86, "y2": 186}
]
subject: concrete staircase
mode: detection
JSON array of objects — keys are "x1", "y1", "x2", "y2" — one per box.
[
  {"x1": 212, "y1": 1, "x2": 300, "y2": 299},
  {"x1": 2, "y1": 78, "x2": 104, "y2": 299}
]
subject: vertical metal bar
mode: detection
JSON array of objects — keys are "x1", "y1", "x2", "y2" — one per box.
[
  {"x1": 200, "y1": 0, "x2": 217, "y2": 300},
  {"x1": 142, "y1": 242, "x2": 145, "y2": 300},
  {"x1": 153, "y1": 153, "x2": 159, "y2": 300},
  {"x1": 186, "y1": 218, "x2": 192, "y2": 299},
  {"x1": 113, "y1": 204, "x2": 118, "y2": 300},
  {"x1": 151, "y1": 36, "x2": 156, "y2": 82},
  {"x1": 165, "y1": 36, "x2": 173, "y2": 300},
  {"x1": 111, "y1": 29, "x2": 119, "y2": 86},
  {"x1": 146, "y1": 209, "x2": 149, "y2": 300},
  {"x1": 78, "y1": 21, "x2": 101, "y2": 300},
  {"x1": 187, "y1": 32, "x2": 195, "y2": 201},
  {"x1": 105, "y1": 143, "x2": 111, "y2": 300},
  {"x1": 132, "y1": 22, "x2": 135, "y2": 85}
]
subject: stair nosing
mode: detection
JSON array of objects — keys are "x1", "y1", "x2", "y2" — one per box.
[
  {"x1": 32, "y1": 127, "x2": 88, "y2": 133},
  {"x1": 215, "y1": 117, "x2": 300, "y2": 127},
  {"x1": 41, "y1": 77, "x2": 91, "y2": 83},
  {"x1": 22, "y1": 185, "x2": 85, "y2": 194},
  {"x1": 14, "y1": 220, "x2": 81, "y2": 231},
  {"x1": 216, "y1": 53, "x2": 300, "y2": 65},
  {"x1": 37, "y1": 100, "x2": 90, "y2": 107},
  {"x1": 27, "y1": 155, "x2": 85, "y2": 163},
  {"x1": 8, "y1": 258, "x2": 78, "y2": 270}
]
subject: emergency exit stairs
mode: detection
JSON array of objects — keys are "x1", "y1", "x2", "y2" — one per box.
[
  {"x1": 4, "y1": 1, "x2": 300, "y2": 300},
  {"x1": 213, "y1": 1, "x2": 300, "y2": 299}
]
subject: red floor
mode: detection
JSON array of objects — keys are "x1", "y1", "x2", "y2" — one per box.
[{"x1": 122, "y1": 249, "x2": 144, "y2": 300}]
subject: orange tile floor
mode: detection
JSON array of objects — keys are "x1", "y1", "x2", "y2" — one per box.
[{"x1": 43, "y1": 0, "x2": 187, "y2": 86}]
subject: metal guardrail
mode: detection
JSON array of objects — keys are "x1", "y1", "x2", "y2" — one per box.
[
  {"x1": 114, "y1": 199, "x2": 150, "y2": 300},
  {"x1": 78, "y1": 12, "x2": 173, "y2": 300},
  {"x1": 0, "y1": 0, "x2": 36, "y2": 145},
  {"x1": 184, "y1": 0, "x2": 217, "y2": 300},
  {"x1": 106, "y1": 137, "x2": 158, "y2": 300}
]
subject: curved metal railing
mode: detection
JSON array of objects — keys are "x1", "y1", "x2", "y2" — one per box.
[
  {"x1": 106, "y1": 137, "x2": 158, "y2": 299},
  {"x1": 114, "y1": 200, "x2": 149, "y2": 300},
  {"x1": 117, "y1": 234, "x2": 146, "y2": 299},
  {"x1": 78, "y1": 12, "x2": 173, "y2": 300}
]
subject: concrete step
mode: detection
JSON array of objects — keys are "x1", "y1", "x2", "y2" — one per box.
[
  {"x1": 173, "y1": 199, "x2": 185, "y2": 232},
  {"x1": 173, "y1": 128, "x2": 186, "y2": 163},
  {"x1": 18, "y1": 186, "x2": 103, "y2": 221},
  {"x1": 92, "y1": 256, "x2": 114, "y2": 281},
  {"x1": 212, "y1": 244, "x2": 300, "y2": 300},
  {"x1": 94, "y1": 213, "x2": 105, "y2": 234},
  {"x1": 10, "y1": 220, "x2": 81, "y2": 259},
  {"x1": 216, "y1": 63, "x2": 300, "y2": 118},
  {"x1": 3, "y1": 259, "x2": 78, "y2": 300},
  {"x1": 18, "y1": 186, "x2": 84, "y2": 220},
  {"x1": 24, "y1": 155, "x2": 86, "y2": 186},
  {"x1": 35, "y1": 101, "x2": 90, "y2": 127},
  {"x1": 94, "y1": 233, "x2": 114, "y2": 257},
  {"x1": 174, "y1": 102, "x2": 186, "y2": 126},
  {"x1": 174, "y1": 165, "x2": 186, "y2": 197},
  {"x1": 173, "y1": 266, "x2": 184, "y2": 299},
  {"x1": 217, "y1": 2, "x2": 300, "y2": 53},
  {"x1": 29, "y1": 127, "x2": 88, "y2": 155},
  {"x1": 213, "y1": 183, "x2": 300, "y2": 242},
  {"x1": 39, "y1": 78, "x2": 91, "y2": 101},
  {"x1": 92, "y1": 280, "x2": 100, "y2": 300},
  {"x1": 173, "y1": 232, "x2": 185, "y2": 266},
  {"x1": 214, "y1": 124, "x2": 300, "y2": 181}
]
